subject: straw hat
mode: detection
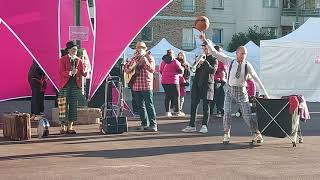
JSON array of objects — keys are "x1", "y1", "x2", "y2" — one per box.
[{"x1": 135, "y1": 41, "x2": 147, "y2": 50}]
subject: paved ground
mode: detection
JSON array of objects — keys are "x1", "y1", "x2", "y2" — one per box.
[
  {"x1": 1, "y1": 94, "x2": 320, "y2": 180},
  {"x1": 0, "y1": 114, "x2": 320, "y2": 180}
]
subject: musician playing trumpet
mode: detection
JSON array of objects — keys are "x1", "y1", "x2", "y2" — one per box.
[{"x1": 124, "y1": 41, "x2": 158, "y2": 132}]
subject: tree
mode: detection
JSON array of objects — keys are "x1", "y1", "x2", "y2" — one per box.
[{"x1": 227, "y1": 26, "x2": 276, "y2": 52}]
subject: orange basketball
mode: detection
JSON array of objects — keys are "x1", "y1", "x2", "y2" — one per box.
[{"x1": 195, "y1": 16, "x2": 210, "y2": 32}]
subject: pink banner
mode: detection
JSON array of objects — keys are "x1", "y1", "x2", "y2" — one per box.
[
  {"x1": 0, "y1": 19, "x2": 55, "y2": 101},
  {"x1": 0, "y1": 0, "x2": 60, "y2": 90},
  {"x1": 89, "y1": 0, "x2": 172, "y2": 97}
]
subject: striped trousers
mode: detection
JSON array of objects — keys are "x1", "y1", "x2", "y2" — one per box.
[
  {"x1": 223, "y1": 85, "x2": 259, "y2": 134},
  {"x1": 58, "y1": 77, "x2": 80, "y2": 124}
]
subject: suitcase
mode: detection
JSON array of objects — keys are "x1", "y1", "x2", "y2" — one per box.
[
  {"x1": 100, "y1": 116, "x2": 128, "y2": 134},
  {"x1": 2, "y1": 112, "x2": 31, "y2": 140}
]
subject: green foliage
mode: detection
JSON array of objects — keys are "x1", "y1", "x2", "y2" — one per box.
[{"x1": 227, "y1": 26, "x2": 276, "y2": 52}]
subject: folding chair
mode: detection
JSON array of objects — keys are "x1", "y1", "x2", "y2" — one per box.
[{"x1": 254, "y1": 98, "x2": 303, "y2": 147}]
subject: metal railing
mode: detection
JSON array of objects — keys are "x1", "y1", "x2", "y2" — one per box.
[{"x1": 282, "y1": 8, "x2": 320, "y2": 17}]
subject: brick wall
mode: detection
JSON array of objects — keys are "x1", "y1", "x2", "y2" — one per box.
[{"x1": 133, "y1": 0, "x2": 206, "y2": 51}]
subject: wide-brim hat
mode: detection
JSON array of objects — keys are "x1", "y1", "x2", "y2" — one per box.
[
  {"x1": 65, "y1": 41, "x2": 78, "y2": 50},
  {"x1": 135, "y1": 41, "x2": 147, "y2": 50}
]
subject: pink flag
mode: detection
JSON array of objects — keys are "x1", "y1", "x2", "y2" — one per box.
[
  {"x1": 89, "y1": 0, "x2": 172, "y2": 98},
  {"x1": 0, "y1": 0, "x2": 60, "y2": 90},
  {"x1": 0, "y1": 19, "x2": 55, "y2": 101}
]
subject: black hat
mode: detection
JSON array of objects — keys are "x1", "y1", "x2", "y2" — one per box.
[{"x1": 65, "y1": 41, "x2": 78, "y2": 50}]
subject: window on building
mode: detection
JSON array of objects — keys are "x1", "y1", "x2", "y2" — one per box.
[
  {"x1": 141, "y1": 26, "x2": 153, "y2": 42},
  {"x1": 212, "y1": 29, "x2": 222, "y2": 44},
  {"x1": 281, "y1": 26, "x2": 293, "y2": 36},
  {"x1": 182, "y1": 0, "x2": 195, "y2": 12},
  {"x1": 283, "y1": 0, "x2": 297, "y2": 8},
  {"x1": 213, "y1": 0, "x2": 224, "y2": 8},
  {"x1": 304, "y1": 0, "x2": 316, "y2": 9},
  {"x1": 262, "y1": 27, "x2": 278, "y2": 37},
  {"x1": 182, "y1": 28, "x2": 194, "y2": 49},
  {"x1": 263, "y1": 0, "x2": 279, "y2": 8},
  {"x1": 317, "y1": 0, "x2": 320, "y2": 8}
]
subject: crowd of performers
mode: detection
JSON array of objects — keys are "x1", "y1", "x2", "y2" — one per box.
[{"x1": 123, "y1": 34, "x2": 269, "y2": 144}]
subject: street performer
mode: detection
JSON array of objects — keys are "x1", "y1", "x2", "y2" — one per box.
[
  {"x1": 200, "y1": 32, "x2": 270, "y2": 144},
  {"x1": 124, "y1": 41, "x2": 158, "y2": 132},
  {"x1": 58, "y1": 41, "x2": 87, "y2": 134}
]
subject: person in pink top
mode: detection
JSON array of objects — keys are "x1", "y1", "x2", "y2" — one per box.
[
  {"x1": 160, "y1": 49, "x2": 184, "y2": 116},
  {"x1": 176, "y1": 52, "x2": 190, "y2": 114}
]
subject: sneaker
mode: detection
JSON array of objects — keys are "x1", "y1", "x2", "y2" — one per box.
[
  {"x1": 148, "y1": 125, "x2": 158, "y2": 132},
  {"x1": 216, "y1": 114, "x2": 222, "y2": 118},
  {"x1": 235, "y1": 112, "x2": 241, "y2": 117},
  {"x1": 199, "y1": 125, "x2": 208, "y2": 133},
  {"x1": 176, "y1": 111, "x2": 185, "y2": 116},
  {"x1": 223, "y1": 131, "x2": 230, "y2": 144},
  {"x1": 165, "y1": 112, "x2": 172, "y2": 117},
  {"x1": 182, "y1": 126, "x2": 197, "y2": 132},
  {"x1": 137, "y1": 125, "x2": 147, "y2": 131},
  {"x1": 253, "y1": 132, "x2": 264, "y2": 143}
]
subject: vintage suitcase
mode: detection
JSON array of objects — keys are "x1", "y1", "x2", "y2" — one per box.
[
  {"x1": 101, "y1": 116, "x2": 128, "y2": 134},
  {"x1": 2, "y1": 112, "x2": 31, "y2": 140}
]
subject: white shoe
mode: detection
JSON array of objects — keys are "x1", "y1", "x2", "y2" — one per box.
[
  {"x1": 223, "y1": 132, "x2": 230, "y2": 144},
  {"x1": 253, "y1": 132, "x2": 264, "y2": 143},
  {"x1": 182, "y1": 126, "x2": 197, "y2": 132},
  {"x1": 165, "y1": 112, "x2": 172, "y2": 117},
  {"x1": 199, "y1": 125, "x2": 208, "y2": 133},
  {"x1": 235, "y1": 112, "x2": 241, "y2": 117},
  {"x1": 175, "y1": 111, "x2": 185, "y2": 116}
]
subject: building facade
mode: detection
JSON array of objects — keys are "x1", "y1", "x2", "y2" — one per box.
[
  {"x1": 281, "y1": 0, "x2": 320, "y2": 35},
  {"x1": 89, "y1": 0, "x2": 320, "y2": 50},
  {"x1": 205, "y1": 0, "x2": 282, "y2": 48},
  {"x1": 133, "y1": 0, "x2": 206, "y2": 51}
]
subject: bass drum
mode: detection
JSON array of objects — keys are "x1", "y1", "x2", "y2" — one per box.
[{"x1": 37, "y1": 117, "x2": 50, "y2": 138}]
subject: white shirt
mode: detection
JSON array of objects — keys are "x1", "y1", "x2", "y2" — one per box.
[
  {"x1": 207, "y1": 43, "x2": 270, "y2": 98},
  {"x1": 228, "y1": 60, "x2": 256, "y2": 87}
]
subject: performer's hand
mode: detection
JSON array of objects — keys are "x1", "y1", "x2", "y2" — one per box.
[{"x1": 72, "y1": 68, "x2": 78, "y2": 75}]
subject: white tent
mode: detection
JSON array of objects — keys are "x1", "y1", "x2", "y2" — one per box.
[
  {"x1": 123, "y1": 47, "x2": 135, "y2": 59},
  {"x1": 243, "y1": 41, "x2": 260, "y2": 75},
  {"x1": 149, "y1": 38, "x2": 196, "y2": 65},
  {"x1": 260, "y1": 17, "x2": 320, "y2": 102}
]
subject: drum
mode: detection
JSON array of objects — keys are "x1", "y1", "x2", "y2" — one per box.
[{"x1": 37, "y1": 118, "x2": 50, "y2": 138}]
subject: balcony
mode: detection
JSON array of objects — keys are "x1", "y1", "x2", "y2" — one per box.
[{"x1": 282, "y1": 8, "x2": 320, "y2": 17}]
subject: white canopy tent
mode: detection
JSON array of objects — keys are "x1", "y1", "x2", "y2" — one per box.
[
  {"x1": 260, "y1": 17, "x2": 320, "y2": 102},
  {"x1": 123, "y1": 46, "x2": 135, "y2": 60},
  {"x1": 243, "y1": 41, "x2": 260, "y2": 75},
  {"x1": 149, "y1": 38, "x2": 196, "y2": 65}
]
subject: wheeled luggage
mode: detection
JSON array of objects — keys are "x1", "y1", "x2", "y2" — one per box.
[{"x1": 100, "y1": 76, "x2": 128, "y2": 134}]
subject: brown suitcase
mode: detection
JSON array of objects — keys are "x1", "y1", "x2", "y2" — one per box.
[{"x1": 2, "y1": 112, "x2": 31, "y2": 140}]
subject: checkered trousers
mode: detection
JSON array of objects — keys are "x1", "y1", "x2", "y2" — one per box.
[
  {"x1": 223, "y1": 85, "x2": 259, "y2": 133},
  {"x1": 58, "y1": 78, "x2": 80, "y2": 124}
]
